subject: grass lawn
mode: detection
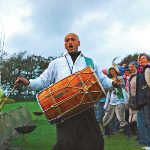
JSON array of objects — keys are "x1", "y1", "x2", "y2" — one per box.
[{"x1": 2, "y1": 101, "x2": 144, "y2": 150}]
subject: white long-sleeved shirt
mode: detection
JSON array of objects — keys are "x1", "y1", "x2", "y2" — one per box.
[
  {"x1": 104, "y1": 88, "x2": 128, "y2": 109},
  {"x1": 104, "y1": 75, "x2": 128, "y2": 109},
  {"x1": 28, "y1": 52, "x2": 113, "y2": 91}
]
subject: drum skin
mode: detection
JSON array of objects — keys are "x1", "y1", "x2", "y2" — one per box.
[{"x1": 37, "y1": 66, "x2": 106, "y2": 125}]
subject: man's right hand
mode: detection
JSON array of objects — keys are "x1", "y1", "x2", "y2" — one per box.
[{"x1": 15, "y1": 77, "x2": 30, "y2": 86}]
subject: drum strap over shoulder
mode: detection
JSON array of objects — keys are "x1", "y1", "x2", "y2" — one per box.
[{"x1": 84, "y1": 57, "x2": 94, "y2": 69}]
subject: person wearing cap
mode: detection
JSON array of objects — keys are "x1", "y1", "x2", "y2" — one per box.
[
  {"x1": 128, "y1": 61, "x2": 138, "y2": 122},
  {"x1": 135, "y1": 53, "x2": 150, "y2": 148},
  {"x1": 128, "y1": 61, "x2": 139, "y2": 139},
  {"x1": 103, "y1": 64, "x2": 128, "y2": 138}
]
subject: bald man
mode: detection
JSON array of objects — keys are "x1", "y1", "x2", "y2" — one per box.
[{"x1": 15, "y1": 33, "x2": 120, "y2": 150}]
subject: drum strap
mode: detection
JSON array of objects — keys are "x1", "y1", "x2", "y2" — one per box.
[
  {"x1": 65, "y1": 55, "x2": 74, "y2": 74},
  {"x1": 84, "y1": 57, "x2": 94, "y2": 69}
]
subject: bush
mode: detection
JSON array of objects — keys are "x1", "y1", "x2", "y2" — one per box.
[{"x1": 0, "y1": 97, "x2": 15, "y2": 104}]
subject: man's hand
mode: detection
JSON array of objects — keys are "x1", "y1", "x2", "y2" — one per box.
[
  {"x1": 15, "y1": 77, "x2": 30, "y2": 86},
  {"x1": 112, "y1": 79, "x2": 121, "y2": 88}
]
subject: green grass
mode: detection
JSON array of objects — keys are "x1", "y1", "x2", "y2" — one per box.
[
  {"x1": 2, "y1": 101, "x2": 56, "y2": 150},
  {"x1": 104, "y1": 132, "x2": 144, "y2": 150},
  {"x1": 2, "y1": 101, "x2": 145, "y2": 150}
]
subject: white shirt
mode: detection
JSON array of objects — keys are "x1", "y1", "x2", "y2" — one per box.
[
  {"x1": 104, "y1": 88, "x2": 128, "y2": 109},
  {"x1": 28, "y1": 52, "x2": 113, "y2": 91}
]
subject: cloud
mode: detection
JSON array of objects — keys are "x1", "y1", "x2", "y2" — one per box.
[
  {"x1": 1, "y1": 0, "x2": 150, "y2": 69},
  {"x1": 68, "y1": 0, "x2": 150, "y2": 68},
  {"x1": 0, "y1": 0, "x2": 32, "y2": 37}
]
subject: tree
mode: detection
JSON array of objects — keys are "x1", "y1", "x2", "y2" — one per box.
[
  {"x1": 1, "y1": 51, "x2": 55, "y2": 101},
  {"x1": 118, "y1": 53, "x2": 139, "y2": 66}
]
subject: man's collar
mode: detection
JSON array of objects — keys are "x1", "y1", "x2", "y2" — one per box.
[{"x1": 63, "y1": 51, "x2": 84, "y2": 57}]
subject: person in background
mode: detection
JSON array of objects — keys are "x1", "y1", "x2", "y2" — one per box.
[
  {"x1": 122, "y1": 62, "x2": 128, "y2": 67},
  {"x1": 136, "y1": 53, "x2": 150, "y2": 148},
  {"x1": 118, "y1": 66, "x2": 124, "y2": 76},
  {"x1": 128, "y1": 61, "x2": 138, "y2": 139},
  {"x1": 95, "y1": 68, "x2": 118, "y2": 137},
  {"x1": 102, "y1": 68, "x2": 108, "y2": 76},
  {"x1": 134, "y1": 55, "x2": 149, "y2": 146},
  {"x1": 107, "y1": 68, "x2": 121, "y2": 134},
  {"x1": 123, "y1": 66, "x2": 131, "y2": 92},
  {"x1": 136, "y1": 108, "x2": 149, "y2": 146},
  {"x1": 103, "y1": 64, "x2": 128, "y2": 138},
  {"x1": 123, "y1": 65, "x2": 131, "y2": 131},
  {"x1": 118, "y1": 62, "x2": 128, "y2": 76}
]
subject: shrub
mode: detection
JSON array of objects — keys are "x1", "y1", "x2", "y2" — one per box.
[{"x1": 0, "y1": 97, "x2": 15, "y2": 104}]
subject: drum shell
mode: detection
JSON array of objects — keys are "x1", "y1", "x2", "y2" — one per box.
[{"x1": 36, "y1": 66, "x2": 106, "y2": 125}]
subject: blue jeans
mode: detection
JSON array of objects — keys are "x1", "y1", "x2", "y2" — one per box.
[
  {"x1": 113, "y1": 117, "x2": 120, "y2": 132},
  {"x1": 96, "y1": 102, "x2": 105, "y2": 124},
  {"x1": 142, "y1": 104, "x2": 150, "y2": 146},
  {"x1": 137, "y1": 109, "x2": 149, "y2": 145}
]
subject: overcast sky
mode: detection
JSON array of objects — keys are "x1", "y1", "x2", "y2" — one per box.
[{"x1": 0, "y1": 0, "x2": 150, "y2": 69}]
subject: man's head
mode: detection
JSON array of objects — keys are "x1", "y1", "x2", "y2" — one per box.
[{"x1": 64, "y1": 33, "x2": 80, "y2": 53}]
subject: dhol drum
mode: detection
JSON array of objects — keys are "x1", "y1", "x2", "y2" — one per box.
[{"x1": 36, "y1": 66, "x2": 106, "y2": 125}]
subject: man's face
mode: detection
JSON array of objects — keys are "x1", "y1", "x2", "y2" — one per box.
[
  {"x1": 140, "y1": 56, "x2": 148, "y2": 66},
  {"x1": 64, "y1": 33, "x2": 80, "y2": 53}
]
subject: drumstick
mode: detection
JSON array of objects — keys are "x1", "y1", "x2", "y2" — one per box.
[{"x1": 0, "y1": 84, "x2": 17, "y2": 109}]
